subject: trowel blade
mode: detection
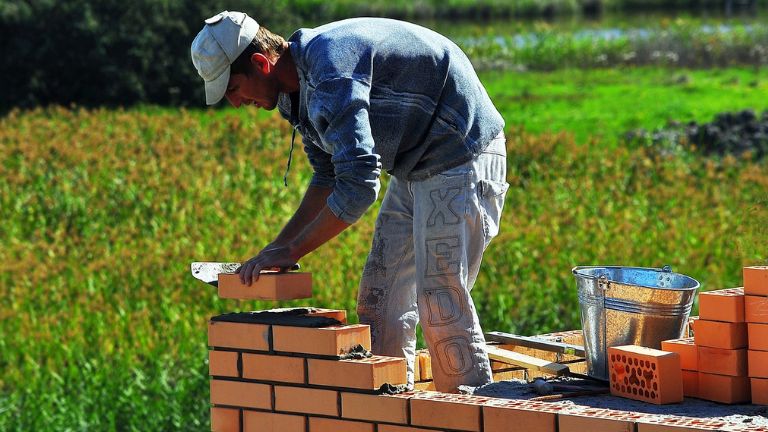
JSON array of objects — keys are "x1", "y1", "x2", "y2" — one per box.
[{"x1": 190, "y1": 262, "x2": 301, "y2": 287}]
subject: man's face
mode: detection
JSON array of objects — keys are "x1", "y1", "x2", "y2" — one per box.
[{"x1": 224, "y1": 59, "x2": 279, "y2": 110}]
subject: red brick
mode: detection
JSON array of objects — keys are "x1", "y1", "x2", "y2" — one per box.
[
  {"x1": 483, "y1": 400, "x2": 558, "y2": 432},
  {"x1": 308, "y1": 417, "x2": 374, "y2": 432},
  {"x1": 306, "y1": 308, "x2": 347, "y2": 323},
  {"x1": 308, "y1": 355, "x2": 407, "y2": 390},
  {"x1": 693, "y1": 320, "x2": 747, "y2": 349},
  {"x1": 217, "y1": 272, "x2": 312, "y2": 300},
  {"x1": 637, "y1": 416, "x2": 732, "y2": 431},
  {"x1": 751, "y1": 377, "x2": 768, "y2": 405},
  {"x1": 341, "y1": 392, "x2": 409, "y2": 424},
  {"x1": 608, "y1": 345, "x2": 683, "y2": 405},
  {"x1": 378, "y1": 426, "x2": 437, "y2": 432},
  {"x1": 208, "y1": 321, "x2": 270, "y2": 351},
  {"x1": 744, "y1": 266, "x2": 768, "y2": 296},
  {"x1": 697, "y1": 372, "x2": 751, "y2": 404},
  {"x1": 698, "y1": 287, "x2": 745, "y2": 323},
  {"x1": 749, "y1": 323, "x2": 768, "y2": 351},
  {"x1": 682, "y1": 370, "x2": 698, "y2": 398},
  {"x1": 558, "y1": 407, "x2": 640, "y2": 432},
  {"x1": 745, "y1": 295, "x2": 768, "y2": 324},
  {"x1": 243, "y1": 410, "x2": 305, "y2": 432},
  {"x1": 211, "y1": 407, "x2": 239, "y2": 432},
  {"x1": 410, "y1": 391, "x2": 495, "y2": 432},
  {"x1": 209, "y1": 350, "x2": 239, "y2": 377},
  {"x1": 661, "y1": 338, "x2": 698, "y2": 370},
  {"x1": 273, "y1": 386, "x2": 339, "y2": 416},
  {"x1": 413, "y1": 381, "x2": 436, "y2": 391},
  {"x1": 210, "y1": 380, "x2": 271, "y2": 409},
  {"x1": 242, "y1": 353, "x2": 305, "y2": 383},
  {"x1": 697, "y1": 346, "x2": 747, "y2": 377},
  {"x1": 272, "y1": 324, "x2": 371, "y2": 356},
  {"x1": 749, "y1": 350, "x2": 768, "y2": 378}
]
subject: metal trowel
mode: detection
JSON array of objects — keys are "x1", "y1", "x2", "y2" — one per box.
[{"x1": 190, "y1": 262, "x2": 300, "y2": 287}]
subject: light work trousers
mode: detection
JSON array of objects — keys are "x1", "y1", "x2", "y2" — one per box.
[{"x1": 357, "y1": 132, "x2": 509, "y2": 392}]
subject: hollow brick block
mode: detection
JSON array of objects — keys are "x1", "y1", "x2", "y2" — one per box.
[
  {"x1": 608, "y1": 345, "x2": 683, "y2": 405},
  {"x1": 682, "y1": 370, "x2": 698, "y2": 398},
  {"x1": 752, "y1": 377, "x2": 768, "y2": 405},
  {"x1": 211, "y1": 407, "x2": 239, "y2": 432},
  {"x1": 744, "y1": 266, "x2": 768, "y2": 296},
  {"x1": 209, "y1": 350, "x2": 239, "y2": 377},
  {"x1": 410, "y1": 391, "x2": 496, "y2": 432},
  {"x1": 243, "y1": 410, "x2": 305, "y2": 432},
  {"x1": 693, "y1": 320, "x2": 747, "y2": 349},
  {"x1": 242, "y1": 353, "x2": 305, "y2": 383},
  {"x1": 698, "y1": 287, "x2": 745, "y2": 323},
  {"x1": 483, "y1": 399, "x2": 561, "y2": 432},
  {"x1": 748, "y1": 323, "x2": 768, "y2": 351},
  {"x1": 272, "y1": 324, "x2": 371, "y2": 356},
  {"x1": 273, "y1": 386, "x2": 339, "y2": 417},
  {"x1": 749, "y1": 350, "x2": 768, "y2": 378},
  {"x1": 308, "y1": 417, "x2": 374, "y2": 432},
  {"x1": 210, "y1": 380, "x2": 271, "y2": 410},
  {"x1": 217, "y1": 272, "x2": 312, "y2": 300},
  {"x1": 341, "y1": 392, "x2": 409, "y2": 424},
  {"x1": 697, "y1": 346, "x2": 747, "y2": 377},
  {"x1": 308, "y1": 355, "x2": 407, "y2": 390},
  {"x1": 697, "y1": 372, "x2": 751, "y2": 404},
  {"x1": 661, "y1": 338, "x2": 698, "y2": 370},
  {"x1": 378, "y1": 425, "x2": 438, "y2": 432},
  {"x1": 208, "y1": 321, "x2": 270, "y2": 351},
  {"x1": 746, "y1": 296, "x2": 768, "y2": 324}
]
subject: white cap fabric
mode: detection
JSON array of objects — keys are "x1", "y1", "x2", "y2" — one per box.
[{"x1": 191, "y1": 11, "x2": 260, "y2": 105}]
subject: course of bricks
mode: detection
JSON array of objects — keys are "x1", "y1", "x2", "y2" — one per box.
[{"x1": 208, "y1": 270, "x2": 768, "y2": 432}]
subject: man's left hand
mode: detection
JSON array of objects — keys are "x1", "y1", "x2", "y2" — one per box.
[{"x1": 236, "y1": 244, "x2": 298, "y2": 286}]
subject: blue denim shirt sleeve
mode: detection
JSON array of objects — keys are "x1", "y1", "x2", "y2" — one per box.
[
  {"x1": 303, "y1": 137, "x2": 336, "y2": 188},
  {"x1": 309, "y1": 77, "x2": 382, "y2": 224}
]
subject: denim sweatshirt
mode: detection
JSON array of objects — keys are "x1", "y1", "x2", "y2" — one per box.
[{"x1": 277, "y1": 18, "x2": 504, "y2": 224}]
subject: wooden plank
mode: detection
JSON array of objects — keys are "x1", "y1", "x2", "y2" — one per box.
[
  {"x1": 485, "y1": 331, "x2": 586, "y2": 358},
  {"x1": 485, "y1": 345, "x2": 570, "y2": 377}
]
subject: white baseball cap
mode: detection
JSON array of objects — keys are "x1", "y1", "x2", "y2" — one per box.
[{"x1": 191, "y1": 11, "x2": 260, "y2": 105}]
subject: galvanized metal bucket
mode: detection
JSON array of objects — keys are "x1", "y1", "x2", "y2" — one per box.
[{"x1": 572, "y1": 265, "x2": 699, "y2": 381}]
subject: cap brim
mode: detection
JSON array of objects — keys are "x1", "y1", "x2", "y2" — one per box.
[{"x1": 204, "y1": 67, "x2": 230, "y2": 105}]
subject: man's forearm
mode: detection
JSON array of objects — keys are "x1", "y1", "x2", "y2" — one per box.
[
  {"x1": 288, "y1": 205, "x2": 351, "y2": 260},
  {"x1": 272, "y1": 185, "x2": 334, "y2": 246}
]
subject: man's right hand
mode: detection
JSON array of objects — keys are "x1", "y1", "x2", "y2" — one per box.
[{"x1": 235, "y1": 243, "x2": 299, "y2": 286}]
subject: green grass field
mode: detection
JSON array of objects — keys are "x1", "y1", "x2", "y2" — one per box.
[{"x1": 1, "y1": 67, "x2": 766, "y2": 429}]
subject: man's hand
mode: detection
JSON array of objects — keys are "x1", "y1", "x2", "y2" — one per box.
[{"x1": 236, "y1": 244, "x2": 298, "y2": 286}]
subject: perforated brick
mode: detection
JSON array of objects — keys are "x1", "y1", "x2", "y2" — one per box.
[
  {"x1": 697, "y1": 372, "x2": 751, "y2": 404},
  {"x1": 217, "y1": 272, "x2": 312, "y2": 300},
  {"x1": 746, "y1": 295, "x2": 768, "y2": 324},
  {"x1": 693, "y1": 320, "x2": 747, "y2": 349},
  {"x1": 243, "y1": 410, "x2": 305, "y2": 432},
  {"x1": 698, "y1": 287, "x2": 745, "y2": 323},
  {"x1": 211, "y1": 407, "x2": 239, "y2": 432},
  {"x1": 272, "y1": 324, "x2": 371, "y2": 356},
  {"x1": 697, "y1": 346, "x2": 747, "y2": 377},
  {"x1": 308, "y1": 355, "x2": 406, "y2": 390},
  {"x1": 608, "y1": 345, "x2": 683, "y2": 404},
  {"x1": 744, "y1": 266, "x2": 768, "y2": 296},
  {"x1": 661, "y1": 338, "x2": 698, "y2": 370}
]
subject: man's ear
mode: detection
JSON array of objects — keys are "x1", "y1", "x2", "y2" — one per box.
[{"x1": 249, "y1": 53, "x2": 271, "y2": 75}]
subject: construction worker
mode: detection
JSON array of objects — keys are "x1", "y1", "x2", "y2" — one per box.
[{"x1": 191, "y1": 11, "x2": 508, "y2": 392}]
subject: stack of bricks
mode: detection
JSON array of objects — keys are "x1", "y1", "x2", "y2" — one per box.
[
  {"x1": 662, "y1": 276, "x2": 758, "y2": 404},
  {"x1": 745, "y1": 266, "x2": 768, "y2": 405}
]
